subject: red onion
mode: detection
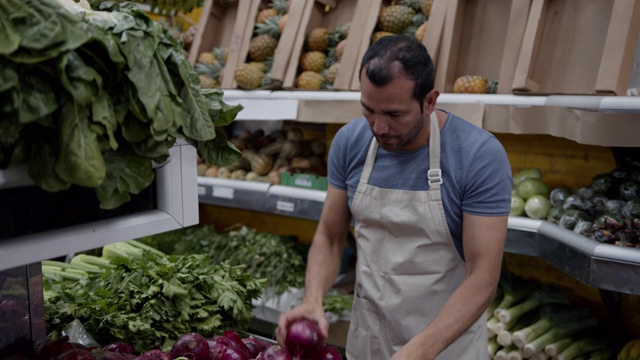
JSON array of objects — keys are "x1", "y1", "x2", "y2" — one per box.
[
  {"x1": 222, "y1": 330, "x2": 251, "y2": 357},
  {"x1": 315, "y1": 345, "x2": 342, "y2": 360},
  {"x1": 218, "y1": 347, "x2": 249, "y2": 360},
  {"x1": 140, "y1": 349, "x2": 169, "y2": 360},
  {"x1": 55, "y1": 348, "x2": 95, "y2": 360},
  {"x1": 284, "y1": 319, "x2": 324, "y2": 359},
  {"x1": 95, "y1": 352, "x2": 126, "y2": 360},
  {"x1": 256, "y1": 345, "x2": 293, "y2": 360},
  {"x1": 207, "y1": 338, "x2": 227, "y2": 360},
  {"x1": 35, "y1": 336, "x2": 75, "y2": 360},
  {"x1": 169, "y1": 333, "x2": 210, "y2": 360},
  {"x1": 103, "y1": 342, "x2": 133, "y2": 355},
  {"x1": 241, "y1": 337, "x2": 267, "y2": 358}
]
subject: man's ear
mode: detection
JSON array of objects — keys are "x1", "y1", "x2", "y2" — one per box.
[{"x1": 423, "y1": 89, "x2": 440, "y2": 114}]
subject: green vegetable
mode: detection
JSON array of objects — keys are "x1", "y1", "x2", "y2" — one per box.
[
  {"x1": 140, "y1": 225, "x2": 307, "y2": 296},
  {"x1": 513, "y1": 167, "x2": 543, "y2": 187},
  {"x1": 496, "y1": 288, "x2": 568, "y2": 324},
  {"x1": 550, "y1": 186, "x2": 572, "y2": 207},
  {"x1": 512, "y1": 307, "x2": 590, "y2": 348},
  {"x1": 516, "y1": 178, "x2": 551, "y2": 200},
  {"x1": 1, "y1": 0, "x2": 242, "y2": 209},
  {"x1": 522, "y1": 318, "x2": 599, "y2": 358},
  {"x1": 524, "y1": 195, "x2": 552, "y2": 220},
  {"x1": 556, "y1": 337, "x2": 607, "y2": 360},
  {"x1": 44, "y1": 245, "x2": 264, "y2": 352},
  {"x1": 323, "y1": 293, "x2": 353, "y2": 316}
]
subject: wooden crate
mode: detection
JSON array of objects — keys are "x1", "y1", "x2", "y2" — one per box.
[
  {"x1": 282, "y1": 0, "x2": 369, "y2": 90},
  {"x1": 187, "y1": 0, "x2": 246, "y2": 66},
  {"x1": 223, "y1": 0, "x2": 304, "y2": 89},
  {"x1": 513, "y1": 0, "x2": 640, "y2": 95},
  {"x1": 423, "y1": 0, "x2": 531, "y2": 94}
]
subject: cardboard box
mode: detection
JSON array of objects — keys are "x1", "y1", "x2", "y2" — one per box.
[
  {"x1": 423, "y1": 0, "x2": 530, "y2": 94},
  {"x1": 187, "y1": 0, "x2": 246, "y2": 66},
  {"x1": 282, "y1": 0, "x2": 367, "y2": 90},
  {"x1": 513, "y1": 0, "x2": 640, "y2": 95}
]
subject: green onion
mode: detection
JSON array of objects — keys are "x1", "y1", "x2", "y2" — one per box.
[
  {"x1": 512, "y1": 307, "x2": 590, "y2": 348},
  {"x1": 497, "y1": 289, "x2": 568, "y2": 324},
  {"x1": 522, "y1": 318, "x2": 598, "y2": 357}
]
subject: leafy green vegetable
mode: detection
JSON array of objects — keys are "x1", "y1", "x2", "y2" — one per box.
[
  {"x1": 139, "y1": 225, "x2": 307, "y2": 296},
  {"x1": 1, "y1": 0, "x2": 242, "y2": 209},
  {"x1": 44, "y1": 246, "x2": 264, "y2": 352}
]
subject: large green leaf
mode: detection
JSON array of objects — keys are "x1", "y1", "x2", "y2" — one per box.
[
  {"x1": 0, "y1": 9, "x2": 20, "y2": 56},
  {"x1": 95, "y1": 150, "x2": 154, "y2": 209},
  {"x1": 27, "y1": 126, "x2": 71, "y2": 192},
  {"x1": 91, "y1": 92, "x2": 118, "y2": 150},
  {"x1": 17, "y1": 73, "x2": 58, "y2": 124},
  {"x1": 58, "y1": 50, "x2": 103, "y2": 105},
  {"x1": 54, "y1": 98, "x2": 106, "y2": 187},
  {"x1": 197, "y1": 128, "x2": 241, "y2": 167}
]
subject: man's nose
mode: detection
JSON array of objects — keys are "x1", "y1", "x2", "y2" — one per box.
[{"x1": 371, "y1": 116, "x2": 389, "y2": 135}]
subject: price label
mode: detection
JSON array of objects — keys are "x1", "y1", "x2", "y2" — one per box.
[
  {"x1": 212, "y1": 186, "x2": 234, "y2": 199},
  {"x1": 198, "y1": 186, "x2": 206, "y2": 196},
  {"x1": 276, "y1": 201, "x2": 295, "y2": 212}
]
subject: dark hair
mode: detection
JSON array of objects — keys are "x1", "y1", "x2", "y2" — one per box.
[{"x1": 359, "y1": 35, "x2": 435, "y2": 111}]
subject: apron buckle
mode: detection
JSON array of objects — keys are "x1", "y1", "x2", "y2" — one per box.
[{"x1": 428, "y1": 169, "x2": 443, "y2": 185}]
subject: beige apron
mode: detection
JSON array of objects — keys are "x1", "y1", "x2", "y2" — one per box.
[{"x1": 345, "y1": 112, "x2": 487, "y2": 360}]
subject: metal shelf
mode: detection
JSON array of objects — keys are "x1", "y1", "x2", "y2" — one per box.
[
  {"x1": 0, "y1": 143, "x2": 200, "y2": 272},
  {"x1": 197, "y1": 177, "x2": 640, "y2": 295}
]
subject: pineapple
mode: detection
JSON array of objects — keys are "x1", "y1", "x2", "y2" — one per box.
[
  {"x1": 198, "y1": 74, "x2": 219, "y2": 89},
  {"x1": 249, "y1": 34, "x2": 278, "y2": 62},
  {"x1": 300, "y1": 51, "x2": 327, "y2": 73},
  {"x1": 378, "y1": 4, "x2": 415, "y2": 33},
  {"x1": 415, "y1": 22, "x2": 428, "y2": 42},
  {"x1": 327, "y1": 22, "x2": 350, "y2": 48},
  {"x1": 371, "y1": 31, "x2": 395, "y2": 45},
  {"x1": 421, "y1": 0, "x2": 433, "y2": 17},
  {"x1": 453, "y1": 75, "x2": 497, "y2": 94},
  {"x1": 194, "y1": 62, "x2": 223, "y2": 88},
  {"x1": 248, "y1": 61, "x2": 268, "y2": 73},
  {"x1": 256, "y1": 8, "x2": 277, "y2": 24},
  {"x1": 197, "y1": 51, "x2": 215, "y2": 65},
  {"x1": 255, "y1": 15, "x2": 282, "y2": 39},
  {"x1": 297, "y1": 71, "x2": 326, "y2": 90},
  {"x1": 235, "y1": 63, "x2": 266, "y2": 90},
  {"x1": 323, "y1": 63, "x2": 340, "y2": 84},
  {"x1": 270, "y1": 0, "x2": 288, "y2": 15},
  {"x1": 306, "y1": 27, "x2": 329, "y2": 52}
]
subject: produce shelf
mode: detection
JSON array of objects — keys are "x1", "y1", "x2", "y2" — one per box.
[
  {"x1": 197, "y1": 177, "x2": 640, "y2": 295},
  {"x1": 0, "y1": 143, "x2": 199, "y2": 272}
]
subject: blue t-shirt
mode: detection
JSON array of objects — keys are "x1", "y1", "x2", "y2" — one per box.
[{"x1": 328, "y1": 111, "x2": 513, "y2": 259}]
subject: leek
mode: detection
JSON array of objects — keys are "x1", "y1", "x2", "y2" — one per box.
[
  {"x1": 512, "y1": 307, "x2": 590, "y2": 348},
  {"x1": 587, "y1": 348, "x2": 616, "y2": 360},
  {"x1": 70, "y1": 254, "x2": 114, "y2": 270},
  {"x1": 506, "y1": 348, "x2": 523, "y2": 360},
  {"x1": 544, "y1": 337, "x2": 574, "y2": 357},
  {"x1": 522, "y1": 318, "x2": 598, "y2": 357},
  {"x1": 495, "y1": 344, "x2": 518, "y2": 360},
  {"x1": 497, "y1": 288, "x2": 568, "y2": 324},
  {"x1": 555, "y1": 338, "x2": 607, "y2": 360},
  {"x1": 493, "y1": 280, "x2": 533, "y2": 318},
  {"x1": 488, "y1": 337, "x2": 500, "y2": 357}
]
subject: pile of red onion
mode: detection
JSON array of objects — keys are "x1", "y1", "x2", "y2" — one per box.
[{"x1": 34, "y1": 323, "x2": 342, "y2": 360}]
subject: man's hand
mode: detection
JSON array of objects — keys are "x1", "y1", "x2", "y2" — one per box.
[{"x1": 276, "y1": 301, "x2": 328, "y2": 348}]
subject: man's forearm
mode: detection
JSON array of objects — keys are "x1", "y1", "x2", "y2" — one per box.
[{"x1": 302, "y1": 234, "x2": 345, "y2": 305}]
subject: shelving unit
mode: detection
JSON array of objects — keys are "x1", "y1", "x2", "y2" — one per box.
[
  {"x1": 197, "y1": 175, "x2": 640, "y2": 296},
  {"x1": 0, "y1": 142, "x2": 200, "y2": 271}
]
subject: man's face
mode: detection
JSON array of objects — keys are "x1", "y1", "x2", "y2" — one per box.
[{"x1": 360, "y1": 69, "x2": 428, "y2": 152}]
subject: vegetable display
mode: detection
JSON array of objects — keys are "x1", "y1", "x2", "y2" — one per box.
[
  {"x1": 43, "y1": 241, "x2": 264, "y2": 352},
  {"x1": 486, "y1": 274, "x2": 614, "y2": 360},
  {"x1": 138, "y1": 225, "x2": 307, "y2": 296},
  {"x1": 284, "y1": 318, "x2": 324, "y2": 359},
  {"x1": 0, "y1": 0, "x2": 242, "y2": 209}
]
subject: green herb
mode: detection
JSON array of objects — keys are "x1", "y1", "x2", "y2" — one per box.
[
  {"x1": 140, "y1": 225, "x2": 307, "y2": 296},
  {"x1": 44, "y1": 245, "x2": 264, "y2": 352},
  {"x1": 0, "y1": 0, "x2": 242, "y2": 209}
]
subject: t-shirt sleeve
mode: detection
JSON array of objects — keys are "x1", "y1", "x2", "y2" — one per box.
[
  {"x1": 327, "y1": 125, "x2": 350, "y2": 190},
  {"x1": 462, "y1": 136, "x2": 513, "y2": 216}
]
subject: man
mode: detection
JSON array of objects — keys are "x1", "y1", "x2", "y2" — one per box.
[{"x1": 277, "y1": 35, "x2": 512, "y2": 359}]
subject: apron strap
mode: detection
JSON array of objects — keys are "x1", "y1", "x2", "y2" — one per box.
[{"x1": 428, "y1": 111, "x2": 443, "y2": 191}]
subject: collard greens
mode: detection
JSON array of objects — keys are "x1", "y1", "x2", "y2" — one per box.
[{"x1": 0, "y1": 0, "x2": 242, "y2": 209}]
